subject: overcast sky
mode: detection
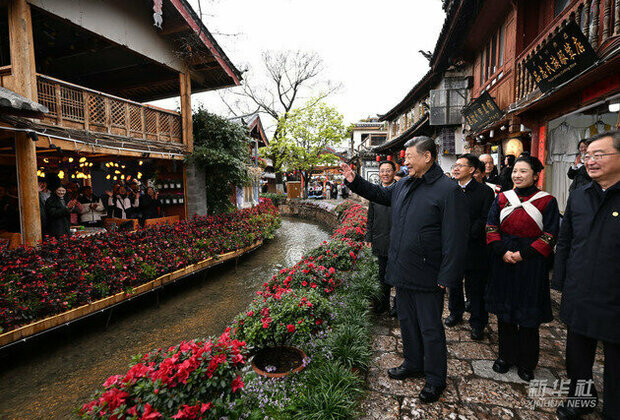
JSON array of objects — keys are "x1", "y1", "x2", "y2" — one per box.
[{"x1": 156, "y1": 0, "x2": 446, "y2": 128}]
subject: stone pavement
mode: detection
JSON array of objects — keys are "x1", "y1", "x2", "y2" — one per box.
[{"x1": 359, "y1": 290, "x2": 606, "y2": 420}]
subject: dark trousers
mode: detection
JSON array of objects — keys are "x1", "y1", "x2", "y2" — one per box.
[
  {"x1": 377, "y1": 256, "x2": 391, "y2": 308},
  {"x1": 396, "y1": 287, "x2": 447, "y2": 387},
  {"x1": 448, "y1": 269, "x2": 488, "y2": 330},
  {"x1": 566, "y1": 329, "x2": 620, "y2": 419},
  {"x1": 497, "y1": 321, "x2": 539, "y2": 371}
]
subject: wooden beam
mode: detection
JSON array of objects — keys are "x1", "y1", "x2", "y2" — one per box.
[
  {"x1": 8, "y1": 0, "x2": 41, "y2": 245},
  {"x1": 179, "y1": 68, "x2": 193, "y2": 153}
]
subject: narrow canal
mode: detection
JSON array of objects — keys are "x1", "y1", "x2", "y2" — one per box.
[{"x1": 0, "y1": 217, "x2": 331, "y2": 419}]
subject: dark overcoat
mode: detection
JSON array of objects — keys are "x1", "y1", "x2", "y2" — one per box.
[
  {"x1": 461, "y1": 180, "x2": 494, "y2": 271},
  {"x1": 365, "y1": 200, "x2": 392, "y2": 257},
  {"x1": 44, "y1": 194, "x2": 71, "y2": 239},
  {"x1": 552, "y1": 181, "x2": 620, "y2": 343},
  {"x1": 347, "y1": 163, "x2": 468, "y2": 291}
]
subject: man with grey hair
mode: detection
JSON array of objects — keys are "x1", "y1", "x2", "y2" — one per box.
[
  {"x1": 341, "y1": 136, "x2": 468, "y2": 403},
  {"x1": 479, "y1": 154, "x2": 499, "y2": 184},
  {"x1": 553, "y1": 131, "x2": 620, "y2": 420}
]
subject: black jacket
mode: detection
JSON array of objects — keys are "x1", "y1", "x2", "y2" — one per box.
[
  {"x1": 483, "y1": 167, "x2": 500, "y2": 185},
  {"x1": 140, "y1": 195, "x2": 161, "y2": 220},
  {"x1": 459, "y1": 179, "x2": 494, "y2": 271},
  {"x1": 365, "y1": 199, "x2": 392, "y2": 257},
  {"x1": 348, "y1": 163, "x2": 468, "y2": 291},
  {"x1": 552, "y1": 181, "x2": 620, "y2": 343},
  {"x1": 44, "y1": 194, "x2": 71, "y2": 239},
  {"x1": 498, "y1": 166, "x2": 514, "y2": 191},
  {"x1": 567, "y1": 164, "x2": 591, "y2": 192}
]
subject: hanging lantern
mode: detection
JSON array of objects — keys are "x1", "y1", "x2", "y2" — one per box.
[
  {"x1": 58, "y1": 170, "x2": 65, "y2": 179},
  {"x1": 68, "y1": 157, "x2": 74, "y2": 163},
  {"x1": 400, "y1": 150, "x2": 405, "y2": 158},
  {"x1": 113, "y1": 176, "x2": 118, "y2": 180},
  {"x1": 376, "y1": 155, "x2": 380, "y2": 162},
  {"x1": 138, "y1": 160, "x2": 143, "y2": 166},
  {"x1": 387, "y1": 155, "x2": 392, "y2": 161},
  {"x1": 106, "y1": 174, "x2": 111, "y2": 180},
  {"x1": 79, "y1": 157, "x2": 87, "y2": 163}
]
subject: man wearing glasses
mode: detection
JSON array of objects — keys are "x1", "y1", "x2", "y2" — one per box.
[
  {"x1": 553, "y1": 131, "x2": 620, "y2": 420},
  {"x1": 444, "y1": 154, "x2": 494, "y2": 341}
]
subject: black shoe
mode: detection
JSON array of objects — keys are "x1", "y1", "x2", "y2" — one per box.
[
  {"x1": 387, "y1": 365, "x2": 424, "y2": 380},
  {"x1": 464, "y1": 300, "x2": 472, "y2": 313},
  {"x1": 556, "y1": 403, "x2": 596, "y2": 419},
  {"x1": 470, "y1": 328, "x2": 484, "y2": 341},
  {"x1": 444, "y1": 314, "x2": 462, "y2": 327},
  {"x1": 492, "y1": 358, "x2": 511, "y2": 374},
  {"x1": 517, "y1": 367, "x2": 535, "y2": 382},
  {"x1": 418, "y1": 383, "x2": 446, "y2": 403}
]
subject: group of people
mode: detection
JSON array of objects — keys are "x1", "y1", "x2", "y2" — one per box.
[
  {"x1": 307, "y1": 180, "x2": 349, "y2": 200},
  {"x1": 342, "y1": 131, "x2": 619, "y2": 420},
  {"x1": 38, "y1": 179, "x2": 163, "y2": 239}
]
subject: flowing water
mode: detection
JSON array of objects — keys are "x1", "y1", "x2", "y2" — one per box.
[{"x1": 0, "y1": 217, "x2": 330, "y2": 419}]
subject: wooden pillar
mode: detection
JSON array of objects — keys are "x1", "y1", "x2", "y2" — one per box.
[
  {"x1": 179, "y1": 69, "x2": 193, "y2": 153},
  {"x1": 8, "y1": 0, "x2": 41, "y2": 245}
]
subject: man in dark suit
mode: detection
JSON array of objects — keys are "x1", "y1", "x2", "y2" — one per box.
[
  {"x1": 444, "y1": 154, "x2": 494, "y2": 340},
  {"x1": 364, "y1": 160, "x2": 397, "y2": 314},
  {"x1": 341, "y1": 136, "x2": 468, "y2": 403},
  {"x1": 553, "y1": 131, "x2": 620, "y2": 420}
]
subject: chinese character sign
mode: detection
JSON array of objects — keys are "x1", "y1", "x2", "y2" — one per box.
[
  {"x1": 524, "y1": 21, "x2": 597, "y2": 93},
  {"x1": 461, "y1": 91, "x2": 503, "y2": 132}
]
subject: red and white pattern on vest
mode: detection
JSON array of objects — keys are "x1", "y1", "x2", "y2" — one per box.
[{"x1": 486, "y1": 190, "x2": 556, "y2": 257}]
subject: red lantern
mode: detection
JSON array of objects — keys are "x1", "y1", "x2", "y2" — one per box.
[
  {"x1": 376, "y1": 155, "x2": 380, "y2": 162},
  {"x1": 387, "y1": 155, "x2": 392, "y2": 161},
  {"x1": 400, "y1": 150, "x2": 405, "y2": 158}
]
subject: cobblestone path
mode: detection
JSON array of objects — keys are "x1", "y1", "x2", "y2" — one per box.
[{"x1": 360, "y1": 290, "x2": 605, "y2": 419}]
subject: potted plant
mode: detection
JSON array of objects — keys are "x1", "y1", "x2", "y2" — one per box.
[{"x1": 233, "y1": 288, "x2": 330, "y2": 377}]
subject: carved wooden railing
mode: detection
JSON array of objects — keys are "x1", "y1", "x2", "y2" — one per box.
[
  {"x1": 515, "y1": 0, "x2": 620, "y2": 102},
  {"x1": 36, "y1": 74, "x2": 182, "y2": 143}
]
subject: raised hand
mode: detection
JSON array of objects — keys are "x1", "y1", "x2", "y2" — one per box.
[{"x1": 340, "y1": 163, "x2": 355, "y2": 183}]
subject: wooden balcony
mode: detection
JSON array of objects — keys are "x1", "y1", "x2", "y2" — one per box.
[
  {"x1": 36, "y1": 74, "x2": 183, "y2": 144},
  {"x1": 515, "y1": 0, "x2": 620, "y2": 103}
]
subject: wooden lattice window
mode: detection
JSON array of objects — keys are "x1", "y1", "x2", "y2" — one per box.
[
  {"x1": 36, "y1": 78, "x2": 57, "y2": 117},
  {"x1": 170, "y1": 115, "x2": 182, "y2": 140},
  {"x1": 159, "y1": 113, "x2": 170, "y2": 137},
  {"x1": 110, "y1": 100, "x2": 125, "y2": 127},
  {"x1": 145, "y1": 108, "x2": 157, "y2": 134},
  {"x1": 128, "y1": 104, "x2": 143, "y2": 133},
  {"x1": 88, "y1": 95, "x2": 106, "y2": 124},
  {"x1": 60, "y1": 85, "x2": 84, "y2": 122}
]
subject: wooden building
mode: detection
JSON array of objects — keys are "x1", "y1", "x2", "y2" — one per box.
[{"x1": 0, "y1": 0, "x2": 241, "y2": 244}]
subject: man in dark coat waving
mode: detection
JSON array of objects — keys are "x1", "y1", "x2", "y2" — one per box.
[
  {"x1": 341, "y1": 136, "x2": 468, "y2": 403},
  {"x1": 553, "y1": 131, "x2": 620, "y2": 420}
]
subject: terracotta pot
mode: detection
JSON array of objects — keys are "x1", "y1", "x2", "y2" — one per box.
[{"x1": 251, "y1": 346, "x2": 307, "y2": 378}]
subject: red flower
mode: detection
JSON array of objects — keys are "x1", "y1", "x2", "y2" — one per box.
[
  {"x1": 232, "y1": 375, "x2": 244, "y2": 392},
  {"x1": 287, "y1": 324, "x2": 295, "y2": 332},
  {"x1": 316, "y1": 319, "x2": 323, "y2": 325}
]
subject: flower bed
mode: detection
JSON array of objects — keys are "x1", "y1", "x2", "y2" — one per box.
[
  {"x1": 0, "y1": 202, "x2": 281, "y2": 334},
  {"x1": 80, "y1": 200, "x2": 377, "y2": 420}
]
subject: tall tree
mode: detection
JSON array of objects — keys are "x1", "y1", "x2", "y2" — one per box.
[
  {"x1": 268, "y1": 100, "x2": 346, "y2": 197},
  {"x1": 221, "y1": 50, "x2": 340, "y2": 174}
]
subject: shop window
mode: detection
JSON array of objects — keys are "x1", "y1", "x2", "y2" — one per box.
[
  {"x1": 370, "y1": 135, "x2": 386, "y2": 146},
  {"x1": 0, "y1": 7, "x2": 10, "y2": 67},
  {"x1": 429, "y1": 78, "x2": 468, "y2": 126}
]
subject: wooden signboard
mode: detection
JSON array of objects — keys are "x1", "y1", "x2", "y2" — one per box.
[
  {"x1": 524, "y1": 21, "x2": 597, "y2": 93},
  {"x1": 462, "y1": 91, "x2": 503, "y2": 132}
]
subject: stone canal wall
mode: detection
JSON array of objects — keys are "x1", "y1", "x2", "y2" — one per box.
[{"x1": 277, "y1": 200, "x2": 340, "y2": 230}]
